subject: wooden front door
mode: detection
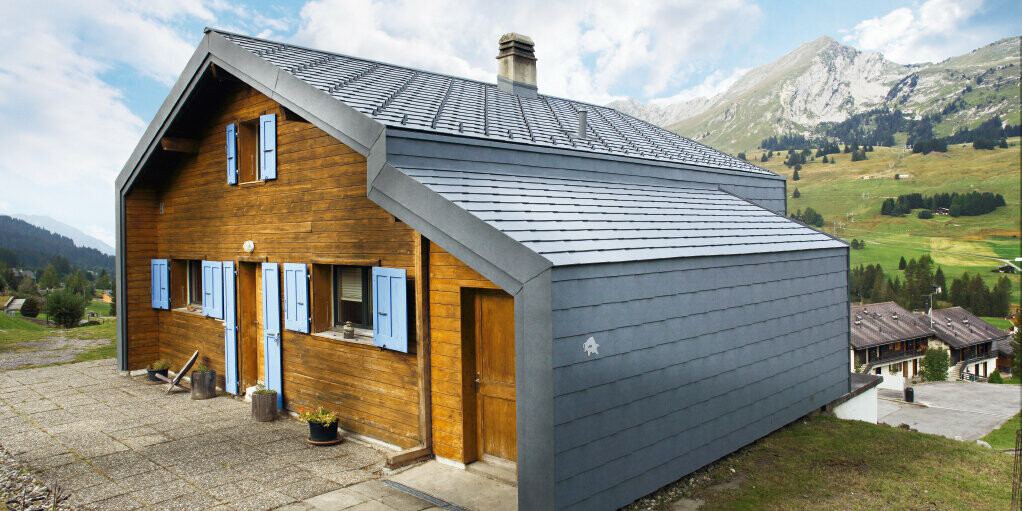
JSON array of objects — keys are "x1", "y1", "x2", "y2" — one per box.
[
  {"x1": 473, "y1": 290, "x2": 516, "y2": 462},
  {"x1": 237, "y1": 262, "x2": 259, "y2": 391}
]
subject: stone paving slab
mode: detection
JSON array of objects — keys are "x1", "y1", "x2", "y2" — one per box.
[{"x1": 0, "y1": 360, "x2": 435, "y2": 510}]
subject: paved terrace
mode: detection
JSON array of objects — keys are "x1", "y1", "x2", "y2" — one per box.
[{"x1": 0, "y1": 360, "x2": 442, "y2": 510}]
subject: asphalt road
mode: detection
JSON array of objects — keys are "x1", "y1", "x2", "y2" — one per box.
[{"x1": 878, "y1": 381, "x2": 1021, "y2": 442}]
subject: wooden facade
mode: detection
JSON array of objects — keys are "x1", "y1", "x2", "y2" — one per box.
[
  {"x1": 427, "y1": 243, "x2": 503, "y2": 463},
  {"x1": 124, "y1": 80, "x2": 514, "y2": 455}
]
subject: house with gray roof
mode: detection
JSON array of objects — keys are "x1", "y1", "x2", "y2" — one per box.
[
  {"x1": 115, "y1": 29, "x2": 850, "y2": 510},
  {"x1": 927, "y1": 307, "x2": 1008, "y2": 379},
  {"x1": 850, "y1": 302, "x2": 933, "y2": 379}
]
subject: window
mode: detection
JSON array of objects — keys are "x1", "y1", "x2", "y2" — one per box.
[
  {"x1": 238, "y1": 118, "x2": 260, "y2": 183},
  {"x1": 228, "y1": 114, "x2": 275, "y2": 185},
  {"x1": 334, "y1": 266, "x2": 371, "y2": 329},
  {"x1": 188, "y1": 260, "x2": 203, "y2": 306}
]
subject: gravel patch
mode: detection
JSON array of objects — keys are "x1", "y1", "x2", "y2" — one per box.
[
  {"x1": 0, "y1": 444, "x2": 73, "y2": 510},
  {"x1": 0, "y1": 337, "x2": 109, "y2": 370}
]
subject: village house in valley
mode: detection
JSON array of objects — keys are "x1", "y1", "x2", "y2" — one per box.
[
  {"x1": 115, "y1": 29, "x2": 850, "y2": 510},
  {"x1": 850, "y1": 302, "x2": 931, "y2": 380},
  {"x1": 928, "y1": 307, "x2": 1006, "y2": 379},
  {"x1": 850, "y1": 302, "x2": 1010, "y2": 381}
]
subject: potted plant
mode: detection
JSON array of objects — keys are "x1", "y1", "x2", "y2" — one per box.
[
  {"x1": 190, "y1": 364, "x2": 217, "y2": 400},
  {"x1": 251, "y1": 384, "x2": 277, "y2": 422},
  {"x1": 299, "y1": 406, "x2": 342, "y2": 445},
  {"x1": 146, "y1": 359, "x2": 171, "y2": 382}
]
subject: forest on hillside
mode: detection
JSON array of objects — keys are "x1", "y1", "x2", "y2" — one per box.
[{"x1": 0, "y1": 215, "x2": 113, "y2": 272}]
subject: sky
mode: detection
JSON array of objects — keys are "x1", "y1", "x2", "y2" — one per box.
[{"x1": 0, "y1": 0, "x2": 1019, "y2": 249}]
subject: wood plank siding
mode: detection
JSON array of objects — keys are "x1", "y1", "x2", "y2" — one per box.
[
  {"x1": 124, "y1": 82, "x2": 422, "y2": 448},
  {"x1": 124, "y1": 188, "x2": 159, "y2": 369},
  {"x1": 427, "y1": 242, "x2": 500, "y2": 462}
]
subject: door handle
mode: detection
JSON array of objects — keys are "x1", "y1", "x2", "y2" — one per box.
[{"x1": 378, "y1": 312, "x2": 388, "y2": 316}]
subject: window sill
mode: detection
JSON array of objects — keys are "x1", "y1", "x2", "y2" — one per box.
[
  {"x1": 311, "y1": 327, "x2": 375, "y2": 347},
  {"x1": 172, "y1": 307, "x2": 222, "y2": 322},
  {"x1": 238, "y1": 180, "x2": 266, "y2": 187}
]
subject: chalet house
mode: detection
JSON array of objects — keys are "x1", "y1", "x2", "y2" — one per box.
[
  {"x1": 115, "y1": 29, "x2": 850, "y2": 510},
  {"x1": 995, "y1": 336, "x2": 1015, "y2": 375},
  {"x1": 928, "y1": 307, "x2": 1007, "y2": 379},
  {"x1": 850, "y1": 302, "x2": 932, "y2": 379}
]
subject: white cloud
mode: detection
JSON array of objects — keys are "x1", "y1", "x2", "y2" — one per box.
[
  {"x1": 650, "y1": 67, "x2": 750, "y2": 105},
  {"x1": 292, "y1": 0, "x2": 762, "y2": 104},
  {"x1": 0, "y1": 1, "x2": 220, "y2": 249},
  {"x1": 844, "y1": 0, "x2": 988, "y2": 64}
]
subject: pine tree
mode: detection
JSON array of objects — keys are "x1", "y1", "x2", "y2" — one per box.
[
  {"x1": 822, "y1": 155, "x2": 828, "y2": 163},
  {"x1": 934, "y1": 266, "x2": 947, "y2": 300},
  {"x1": 898, "y1": 256, "x2": 907, "y2": 270},
  {"x1": 792, "y1": 188, "x2": 801, "y2": 198},
  {"x1": 38, "y1": 264, "x2": 59, "y2": 290},
  {"x1": 792, "y1": 168, "x2": 800, "y2": 181}
]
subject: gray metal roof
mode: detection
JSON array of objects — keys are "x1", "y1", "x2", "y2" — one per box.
[
  {"x1": 850, "y1": 302, "x2": 932, "y2": 349},
  {"x1": 929, "y1": 307, "x2": 1010, "y2": 349},
  {"x1": 211, "y1": 29, "x2": 772, "y2": 177},
  {"x1": 398, "y1": 167, "x2": 843, "y2": 266}
]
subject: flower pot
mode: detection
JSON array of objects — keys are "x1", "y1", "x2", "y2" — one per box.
[
  {"x1": 251, "y1": 392, "x2": 277, "y2": 422},
  {"x1": 146, "y1": 368, "x2": 168, "y2": 382},
  {"x1": 307, "y1": 420, "x2": 342, "y2": 445},
  {"x1": 190, "y1": 370, "x2": 217, "y2": 400}
]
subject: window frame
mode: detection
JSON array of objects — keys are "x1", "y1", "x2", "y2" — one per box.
[
  {"x1": 187, "y1": 260, "x2": 203, "y2": 306},
  {"x1": 237, "y1": 117, "x2": 261, "y2": 183},
  {"x1": 332, "y1": 265, "x2": 372, "y2": 330}
]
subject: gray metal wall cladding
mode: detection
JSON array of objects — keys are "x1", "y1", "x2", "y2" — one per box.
[
  {"x1": 549, "y1": 247, "x2": 850, "y2": 510},
  {"x1": 385, "y1": 131, "x2": 788, "y2": 216}
]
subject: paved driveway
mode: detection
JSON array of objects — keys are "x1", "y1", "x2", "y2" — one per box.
[
  {"x1": 878, "y1": 381, "x2": 1021, "y2": 441},
  {"x1": 0, "y1": 360, "x2": 441, "y2": 510}
]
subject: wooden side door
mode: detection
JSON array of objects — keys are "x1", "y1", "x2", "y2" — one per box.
[{"x1": 474, "y1": 290, "x2": 516, "y2": 462}]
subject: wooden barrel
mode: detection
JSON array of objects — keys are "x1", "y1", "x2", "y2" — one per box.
[
  {"x1": 190, "y1": 371, "x2": 217, "y2": 400},
  {"x1": 252, "y1": 392, "x2": 277, "y2": 421}
]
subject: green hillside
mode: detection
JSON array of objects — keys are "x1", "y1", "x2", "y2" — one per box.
[{"x1": 757, "y1": 139, "x2": 1021, "y2": 305}]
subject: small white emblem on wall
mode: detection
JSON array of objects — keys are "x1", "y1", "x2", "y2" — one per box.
[{"x1": 583, "y1": 336, "x2": 599, "y2": 356}]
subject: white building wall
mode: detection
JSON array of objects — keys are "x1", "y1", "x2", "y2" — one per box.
[
  {"x1": 877, "y1": 374, "x2": 905, "y2": 391},
  {"x1": 834, "y1": 387, "x2": 878, "y2": 423}
]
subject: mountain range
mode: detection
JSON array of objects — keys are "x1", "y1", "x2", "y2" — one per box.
[
  {"x1": 13, "y1": 214, "x2": 114, "y2": 256},
  {"x1": 0, "y1": 215, "x2": 114, "y2": 272},
  {"x1": 610, "y1": 36, "x2": 1021, "y2": 153}
]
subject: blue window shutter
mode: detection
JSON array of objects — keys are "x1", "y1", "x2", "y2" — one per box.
[
  {"x1": 211, "y1": 261, "x2": 224, "y2": 320},
  {"x1": 262, "y1": 263, "x2": 283, "y2": 408},
  {"x1": 201, "y1": 261, "x2": 224, "y2": 319},
  {"x1": 201, "y1": 261, "x2": 212, "y2": 316},
  {"x1": 150, "y1": 259, "x2": 168, "y2": 309},
  {"x1": 223, "y1": 262, "x2": 238, "y2": 395},
  {"x1": 283, "y1": 263, "x2": 309, "y2": 333},
  {"x1": 372, "y1": 267, "x2": 408, "y2": 353},
  {"x1": 226, "y1": 123, "x2": 237, "y2": 185},
  {"x1": 259, "y1": 114, "x2": 276, "y2": 180}
]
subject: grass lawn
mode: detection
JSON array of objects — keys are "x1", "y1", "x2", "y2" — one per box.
[
  {"x1": 980, "y1": 316, "x2": 1015, "y2": 330},
  {"x1": 625, "y1": 415, "x2": 1013, "y2": 510},
  {"x1": 86, "y1": 299, "x2": 111, "y2": 316},
  {"x1": 0, "y1": 314, "x2": 116, "y2": 364},
  {"x1": 759, "y1": 139, "x2": 1021, "y2": 305},
  {"x1": 981, "y1": 412, "x2": 1020, "y2": 450}
]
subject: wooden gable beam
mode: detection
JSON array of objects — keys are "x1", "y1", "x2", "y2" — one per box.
[{"x1": 159, "y1": 137, "x2": 200, "y2": 154}]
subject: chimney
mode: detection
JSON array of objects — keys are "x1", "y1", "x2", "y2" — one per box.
[
  {"x1": 577, "y1": 107, "x2": 588, "y2": 138},
  {"x1": 496, "y1": 33, "x2": 537, "y2": 98}
]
